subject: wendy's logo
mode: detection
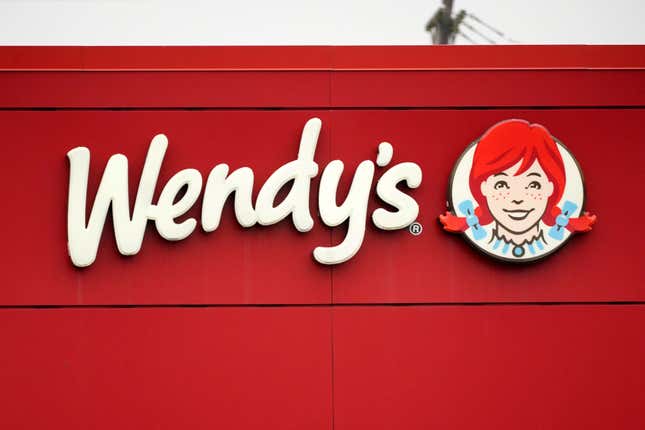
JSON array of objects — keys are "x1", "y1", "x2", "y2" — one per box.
[{"x1": 439, "y1": 119, "x2": 596, "y2": 262}]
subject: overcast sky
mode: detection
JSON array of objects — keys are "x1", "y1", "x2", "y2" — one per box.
[{"x1": 1, "y1": 0, "x2": 644, "y2": 45}]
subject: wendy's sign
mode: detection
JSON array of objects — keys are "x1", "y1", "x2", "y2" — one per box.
[
  {"x1": 66, "y1": 118, "x2": 595, "y2": 268},
  {"x1": 440, "y1": 119, "x2": 596, "y2": 262}
]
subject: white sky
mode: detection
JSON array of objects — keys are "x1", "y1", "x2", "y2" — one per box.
[{"x1": 0, "y1": 0, "x2": 644, "y2": 45}]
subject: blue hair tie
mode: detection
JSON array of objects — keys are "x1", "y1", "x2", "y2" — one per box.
[
  {"x1": 458, "y1": 200, "x2": 487, "y2": 240},
  {"x1": 548, "y1": 200, "x2": 578, "y2": 241}
]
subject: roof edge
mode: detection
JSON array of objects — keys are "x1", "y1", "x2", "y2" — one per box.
[{"x1": 1, "y1": 45, "x2": 644, "y2": 71}]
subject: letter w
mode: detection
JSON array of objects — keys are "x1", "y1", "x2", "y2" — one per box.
[{"x1": 66, "y1": 135, "x2": 167, "y2": 267}]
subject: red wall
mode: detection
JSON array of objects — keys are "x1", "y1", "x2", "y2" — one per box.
[{"x1": 0, "y1": 46, "x2": 644, "y2": 429}]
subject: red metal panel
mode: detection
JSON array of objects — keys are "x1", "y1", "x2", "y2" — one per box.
[
  {"x1": 0, "y1": 46, "x2": 335, "y2": 71},
  {"x1": 331, "y1": 108, "x2": 645, "y2": 303},
  {"x1": 3, "y1": 70, "x2": 643, "y2": 108},
  {"x1": 333, "y1": 305, "x2": 645, "y2": 430},
  {"x1": 331, "y1": 70, "x2": 645, "y2": 107},
  {"x1": 0, "y1": 110, "x2": 331, "y2": 305},
  {"x1": 0, "y1": 71, "x2": 330, "y2": 108},
  {"x1": 328, "y1": 45, "x2": 645, "y2": 70},
  {"x1": 0, "y1": 307, "x2": 332, "y2": 430},
  {"x1": 1, "y1": 46, "x2": 645, "y2": 70}
]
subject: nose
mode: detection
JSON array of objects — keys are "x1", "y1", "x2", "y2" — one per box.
[{"x1": 511, "y1": 199, "x2": 524, "y2": 205}]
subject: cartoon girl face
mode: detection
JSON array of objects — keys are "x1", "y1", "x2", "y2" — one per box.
[
  {"x1": 480, "y1": 159, "x2": 554, "y2": 234},
  {"x1": 440, "y1": 118, "x2": 596, "y2": 262},
  {"x1": 465, "y1": 119, "x2": 566, "y2": 239}
]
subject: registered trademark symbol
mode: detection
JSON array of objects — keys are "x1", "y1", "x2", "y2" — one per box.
[{"x1": 408, "y1": 222, "x2": 423, "y2": 236}]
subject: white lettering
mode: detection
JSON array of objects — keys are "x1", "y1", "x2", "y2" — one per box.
[
  {"x1": 256, "y1": 117, "x2": 321, "y2": 232},
  {"x1": 202, "y1": 165, "x2": 256, "y2": 231},
  {"x1": 372, "y1": 142, "x2": 422, "y2": 229},
  {"x1": 151, "y1": 168, "x2": 202, "y2": 240},
  {"x1": 66, "y1": 118, "x2": 423, "y2": 268},
  {"x1": 314, "y1": 160, "x2": 375, "y2": 264},
  {"x1": 66, "y1": 134, "x2": 167, "y2": 267}
]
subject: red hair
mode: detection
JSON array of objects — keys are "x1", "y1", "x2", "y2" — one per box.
[{"x1": 440, "y1": 119, "x2": 595, "y2": 234}]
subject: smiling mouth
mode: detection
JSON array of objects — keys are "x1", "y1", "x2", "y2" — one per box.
[{"x1": 503, "y1": 208, "x2": 534, "y2": 221}]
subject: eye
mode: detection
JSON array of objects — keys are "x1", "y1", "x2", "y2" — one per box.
[
  {"x1": 526, "y1": 181, "x2": 541, "y2": 190},
  {"x1": 494, "y1": 180, "x2": 509, "y2": 190}
]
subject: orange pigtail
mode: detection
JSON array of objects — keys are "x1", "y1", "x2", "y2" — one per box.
[
  {"x1": 439, "y1": 206, "x2": 484, "y2": 233},
  {"x1": 567, "y1": 212, "x2": 596, "y2": 233},
  {"x1": 550, "y1": 204, "x2": 596, "y2": 236}
]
